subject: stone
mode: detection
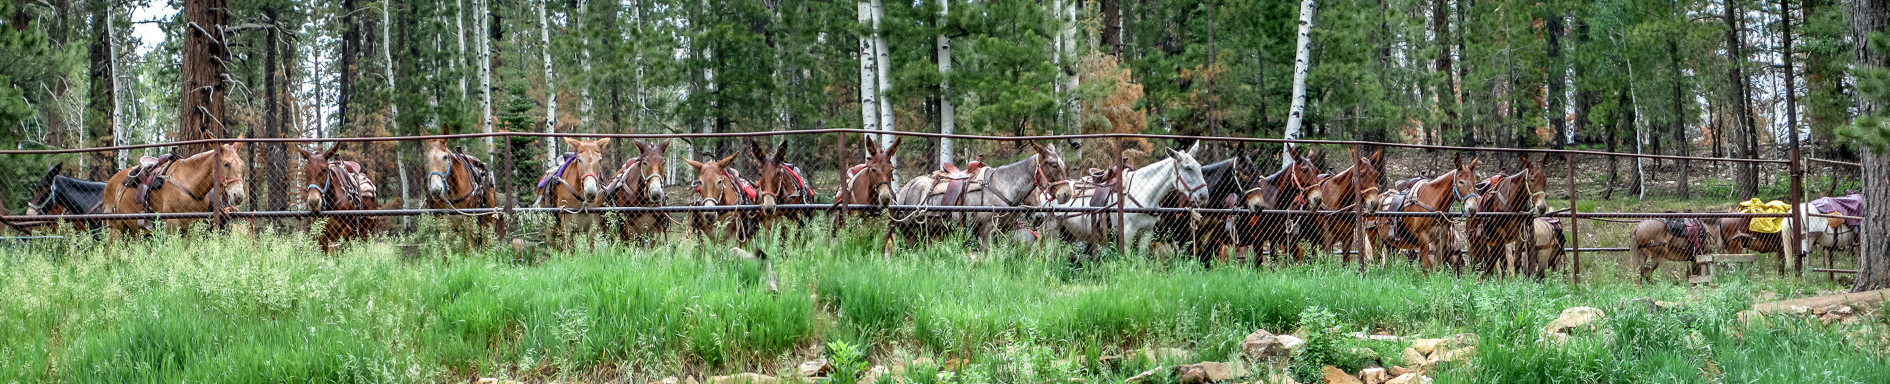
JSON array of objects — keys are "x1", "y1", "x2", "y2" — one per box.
[
  {"x1": 1409, "y1": 339, "x2": 1445, "y2": 355},
  {"x1": 1542, "y1": 307, "x2": 1606, "y2": 340},
  {"x1": 476, "y1": 379, "x2": 498, "y2": 384},
  {"x1": 1384, "y1": 373, "x2": 1430, "y2": 384},
  {"x1": 1831, "y1": 305, "x2": 1856, "y2": 315},
  {"x1": 1126, "y1": 369, "x2": 1159, "y2": 383},
  {"x1": 1244, "y1": 329, "x2": 1291, "y2": 361},
  {"x1": 1401, "y1": 348, "x2": 1428, "y2": 367},
  {"x1": 1429, "y1": 346, "x2": 1475, "y2": 364},
  {"x1": 1359, "y1": 367, "x2": 1389, "y2": 384},
  {"x1": 1277, "y1": 335, "x2": 1306, "y2": 351},
  {"x1": 1175, "y1": 361, "x2": 1239, "y2": 383},
  {"x1": 1322, "y1": 366, "x2": 1364, "y2": 384},
  {"x1": 1175, "y1": 364, "x2": 1211, "y2": 384},
  {"x1": 1387, "y1": 366, "x2": 1414, "y2": 377},
  {"x1": 707, "y1": 373, "x2": 779, "y2": 384},
  {"x1": 797, "y1": 359, "x2": 832, "y2": 378},
  {"x1": 1821, "y1": 313, "x2": 1846, "y2": 325}
]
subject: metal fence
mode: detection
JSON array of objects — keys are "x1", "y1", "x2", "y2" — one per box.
[{"x1": 1, "y1": 129, "x2": 1851, "y2": 282}]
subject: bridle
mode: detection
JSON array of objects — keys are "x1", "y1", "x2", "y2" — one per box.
[
  {"x1": 429, "y1": 154, "x2": 480, "y2": 204},
  {"x1": 1168, "y1": 160, "x2": 1209, "y2": 206},
  {"x1": 27, "y1": 180, "x2": 57, "y2": 214},
  {"x1": 611, "y1": 157, "x2": 664, "y2": 205},
  {"x1": 305, "y1": 162, "x2": 364, "y2": 210}
]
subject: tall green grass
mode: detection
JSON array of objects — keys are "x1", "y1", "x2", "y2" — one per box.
[{"x1": 0, "y1": 216, "x2": 1882, "y2": 383}]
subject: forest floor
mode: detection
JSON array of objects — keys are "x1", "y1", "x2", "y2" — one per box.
[{"x1": 2, "y1": 204, "x2": 1884, "y2": 383}]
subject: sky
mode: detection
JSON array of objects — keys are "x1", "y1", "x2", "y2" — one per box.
[{"x1": 131, "y1": 2, "x2": 175, "y2": 55}]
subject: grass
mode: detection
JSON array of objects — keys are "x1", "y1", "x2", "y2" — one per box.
[{"x1": 1, "y1": 212, "x2": 1885, "y2": 383}]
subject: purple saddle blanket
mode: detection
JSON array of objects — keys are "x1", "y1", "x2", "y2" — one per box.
[
  {"x1": 1810, "y1": 194, "x2": 1864, "y2": 226},
  {"x1": 537, "y1": 154, "x2": 579, "y2": 189}
]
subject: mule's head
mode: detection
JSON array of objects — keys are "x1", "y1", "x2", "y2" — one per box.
[
  {"x1": 1451, "y1": 153, "x2": 1482, "y2": 217},
  {"x1": 862, "y1": 136, "x2": 902, "y2": 207},
  {"x1": 215, "y1": 142, "x2": 250, "y2": 207},
  {"x1": 749, "y1": 140, "x2": 791, "y2": 212},
  {"x1": 25, "y1": 162, "x2": 63, "y2": 215},
  {"x1": 1167, "y1": 142, "x2": 1211, "y2": 204},
  {"x1": 1354, "y1": 147, "x2": 1386, "y2": 214},
  {"x1": 627, "y1": 139, "x2": 670, "y2": 204},
  {"x1": 685, "y1": 152, "x2": 740, "y2": 221},
  {"x1": 295, "y1": 145, "x2": 341, "y2": 212},
  {"x1": 561, "y1": 137, "x2": 612, "y2": 203},
  {"x1": 1025, "y1": 141, "x2": 1074, "y2": 202},
  {"x1": 1518, "y1": 154, "x2": 1549, "y2": 215},
  {"x1": 424, "y1": 139, "x2": 453, "y2": 196}
]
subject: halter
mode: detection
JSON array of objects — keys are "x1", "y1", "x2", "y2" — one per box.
[
  {"x1": 1450, "y1": 171, "x2": 1479, "y2": 204},
  {"x1": 27, "y1": 181, "x2": 58, "y2": 213},
  {"x1": 1169, "y1": 161, "x2": 1208, "y2": 205}
]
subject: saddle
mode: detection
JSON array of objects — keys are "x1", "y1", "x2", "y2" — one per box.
[
  {"x1": 331, "y1": 160, "x2": 376, "y2": 200},
  {"x1": 1811, "y1": 194, "x2": 1865, "y2": 227},
  {"x1": 940, "y1": 157, "x2": 986, "y2": 179},
  {"x1": 1664, "y1": 217, "x2": 1706, "y2": 252},
  {"x1": 123, "y1": 154, "x2": 180, "y2": 209},
  {"x1": 1070, "y1": 167, "x2": 1125, "y2": 208},
  {"x1": 927, "y1": 159, "x2": 990, "y2": 206},
  {"x1": 537, "y1": 153, "x2": 580, "y2": 190}
]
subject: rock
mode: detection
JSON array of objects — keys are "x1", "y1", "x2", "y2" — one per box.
[
  {"x1": 1429, "y1": 346, "x2": 1475, "y2": 364},
  {"x1": 1349, "y1": 331, "x2": 1402, "y2": 342},
  {"x1": 1542, "y1": 307, "x2": 1606, "y2": 340},
  {"x1": 707, "y1": 373, "x2": 779, "y2": 384},
  {"x1": 1126, "y1": 369, "x2": 1159, "y2": 383},
  {"x1": 1831, "y1": 305, "x2": 1855, "y2": 315},
  {"x1": 1385, "y1": 373, "x2": 1430, "y2": 384},
  {"x1": 1359, "y1": 367, "x2": 1389, "y2": 384},
  {"x1": 1401, "y1": 348, "x2": 1428, "y2": 367},
  {"x1": 476, "y1": 379, "x2": 498, "y2": 384},
  {"x1": 1409, "y1": 339, "x2": 1444, "y2": 355},
  {"x1": 1277, "y1": 335, "x2": 1306, "y2": 351},
  {"x1": 1322, "y1": 366, "x2": 1364, "y2": 384},
  {"x1": 1821, "y1": 312, "x2": 1847, "y2": 325},
  {"x1": 1244, "y1": 329, "x2": 1292, "y2": 361},
  {"x1": 1175, "y1": 361, "x2": 1240, "y2": 383},
  {"x1": 797, "y1": 359, "x2": 832, "y2": 378},
  {"x1": 1387, "y1": 366, "x2": 1414, "y2": 377}
]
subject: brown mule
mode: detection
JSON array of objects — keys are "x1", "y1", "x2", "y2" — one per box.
[
  {"x1": 749, "y1": 140, "x2": 814, "y2": 233},
  {"x1": 685, "y1": 152, "x2": 758, "y2": 243},
  {"x1": 1466, "y1": 154, "x2": 1550, "y2": 277},
  {"x1": 296, "y1": 144, "x2": 380, "y2": 252},
  {"x1": 833, "y1": 135, "x2": 902, "y2": 232},
  {"x1": 1246, "y1": 145, "x2": 1322, "y2": 265},
  {"x1": 1631, "y1": 218, "x2": 1723, "y2": 283},
  {"x1": 101, "y1": 142, "x2": 250, "y2": 238},
  {"x1": 603, "y1": 139, "x2": 671, "y2": 243},
  {"x1": 1374, "y1": 154, "x2": 1480, "y2": 273},
  {"x1": 1309, "y1": 147, "x2": 1385, "y2": 265},
  {"x1": 423, "y1": 139, "x2": 502, "y2": 246},
  {"x1": 537, "y1": 138, "x2": 613, "y2": 250}
]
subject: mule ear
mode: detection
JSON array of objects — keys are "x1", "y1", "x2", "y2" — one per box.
[
  {"x1": 1186, "y1": 141, "x2": 1201, "y2": 157},
  {"x1": 633, "y1": 139, "x2": 649, "y2": 153},
  {"x1": 717, "y1": 152, "x2": 739, "y2": 167},
  {"x1": 322, "y1": 144, "x2": 340, "y2": 159},
  {"x1": 1371, "y1": 148, "x2": 1385, "y2": 163},
  {"x1": 774, "y1": 140, "x2": 789, "y2": 160},
  {"x1": 594, "y1": 138, "x2": 611, "y2": 148},
  {"x1": 748, "y1": 140, "x2": 768, "y2": 162},
  {"x1": 294, "y1": 145, "x2": 312, "y2": 159},
  {"x1": 864, "y1": 134, "x2": 880, "y2": 154},
  {"x1": 1466, "y1": 155, "x2": 1481, "y2": 170},
  {"x1": 563, "y1": 137, "x2": 583, "y2": 149},
  {"x1": 685, "y1": 159, "x2": 705, "y2": 169},
  {"x1": 1166, "y1": 147, "x2": 1185, "y2": 160},
  {"x1": 886, "y1": 136, "x2": 902, "y2": 156}
]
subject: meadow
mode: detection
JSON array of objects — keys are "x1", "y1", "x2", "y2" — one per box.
[{"x1": 1, "y1": 212, "x2": 1885, "y2": 384}]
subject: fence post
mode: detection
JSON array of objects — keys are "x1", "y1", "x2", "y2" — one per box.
[
  {"x1": 500, "y1": 134, "x2": 515, "y2": 241},
  {"x1": 1354, "y1": 144, "x2": 1367, "y2": 274},
  {"x1": 1568, "y1": 154, "x2": 1581, "y2": 284},
  {"x1": 1114, "y1": 139, "x2": 1129, "y2": 255},
  {"x1": 1789, "y1": 139, "x2": 1805, "y2": 278}
]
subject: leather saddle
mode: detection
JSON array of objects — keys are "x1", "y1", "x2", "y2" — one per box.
[
  {"x1": 928, "y1": 159, "x2": 989, "y2": 206},
  {"x1": 123, "y1": 154, "x2": 180, "y2": 209},
  {"x1": 331, "y1": 160, "x2": 376, "y2": 199},
  {"x1": 1664, "y1": 217, "x2": 1705, "y2": 252}
]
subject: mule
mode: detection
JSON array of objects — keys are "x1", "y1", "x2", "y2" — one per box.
[
  {"x1": 749, "y1": 140, "x2": 816, "y2": 233},
  {"x1": 685, "y1": 152, "x2": 759, "y2": 243},
  {"x1": 1309, "y1": 147, "x2": 1385, "y2": 265},
  {"x1": 1245, "y1": 145, "x2": 1323, "y2": 265},
  {"x1": 893, "y1": 141, "x2": 1074, "y2": 244},
  {"x1": 1798, "y1": 194, "x2": 1864, "y2": 266},
  {"x1": 24, "y1": 163, "x2": 107, "y2": 232},
  {"x1": 424, "y1": 139, "x2": 503, "y2": 246},
  {"x1": 603, "y1": 139, "x2": 671, "y2": 243},
  {"x1": 1466, "y1": 154, "x2": 1550, "y2": 277},
  {"x1": 1631, "y1": 218, "x2": 1723, "y2": 283},
  {"x1": 296, "y1": 144, "x2": 380, "y2": 252},
  {"x1": 1373, "y1": 154, "x2": 1480, "y2": 272},
  {"x1": 833, "y1": 136, "x2": 902, "y2": 232},
  {"x1": 537, "y1": 138, "x2": 614, "y2": 250},
  {"x1": 1151, "y1": 147, "x2": 1266, "y2": 266},
  {"x1": 101, "y1": 142, "x2": 250, "y2": 238},
  {"x1": 1045, "y1": 145, "x2": 1212, "y2": 257}
]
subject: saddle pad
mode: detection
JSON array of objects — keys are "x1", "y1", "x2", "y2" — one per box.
[
  {"x1": 1089, "y1": 184, "x2": 1115, "y2": 207},
  {"x1": 1737, "y1": 198, "x2": 1790, "y2": 233},
  {"x1": 784, "y1": 163, "x2": 813, "y2": 197},
  {"x1": 536, "y1": 154, "x2": 579, "y2": 189},
  {"x1": 1811, "y1": 194, "x2": 1864, "y2": 226}
]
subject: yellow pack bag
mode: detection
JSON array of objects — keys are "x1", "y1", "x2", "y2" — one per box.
[{"x1": 1737, "y1": 198, "x2": 1790, "y2": 233}]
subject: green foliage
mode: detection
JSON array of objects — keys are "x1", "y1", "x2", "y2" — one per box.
[
  {"x1": 1841, "y1": 32, "x2": 1890, "y2": 150},
  {"x1": 826, "y1": 340, "x2": 869, "y2": 384}
]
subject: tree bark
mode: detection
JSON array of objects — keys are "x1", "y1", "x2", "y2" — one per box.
[
  {"x1": 1283, "y1": 0, "x2": 1314, "y2": 164},
  {"x1": 1726, "y1": 0, "x2": 1760, "y2": 200},
  {"x1": 179, "y1": 0, "x2": 230, "y2": 155},
  {"x1": 1101, "y1": 0, "x2": 1121, "y2": 57},
  {"x1": 1672, "y1": 36, "x2": 1690, "y2": 199},
  {"x1": 480, "y1": 0, "x2": 493, "y2": 149},
  {"x1": 871, "y1": 0, "x2": 894, "y2": 147},
  {"x1": 858, "y1": 0, "x2": 879, "y2": 146},
  {"x1": 339, "y1": 0, "x2": 359, "y2": 136},
  {"x1": 85, "y1": 0, "x2": 114, "y2": 180},
  {"x1": 263, "y1": 7, "x2": 288, "y2": 213},
  {"x1": 541, "y1": 0, "x2": 558, "y2": 163},
  {"x1": 1435, "y1": 0, "x2": 1459, "y2": 147},
  {"x1": 1851, "y1": 0, "x2": 1888, "y2": 292},
  {"x1": 1546, "y1": 6, "x2": 1564, "y2": 152}
]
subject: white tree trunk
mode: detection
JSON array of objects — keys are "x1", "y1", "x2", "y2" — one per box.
[
  {"x1": 1619, "y1": 36, "x2": 1647, "y2": 199},
  {"x1": 1283, "y1": 0, "x2": 1315, "y2": 164},
  {"x1": 578, "y1": 0, "x2": 593, "y2": 129},
  {"x1": 1063, "y1": 0, "x2": 1078, "y2": 133},
  {"x1": 632, "y1": 0, "x2": 645, "y2": 134},
  {"x1": 456, "y1": 0, "x2": 468, "y2": 100},
  {"x1": 859, "y1": 1, "x2": 879, "y2": 145},
  {"x1": 937, "y1": 0, "x2": 954, "y2": 166},
  {"x1": 1053, "y1": 0, "x2": 1066, "y2": 129},
  {"x1": 385, "y1": 0, "x2": 410, "y2": 210},
  {"x1": 480, "y1": 0, "x2": 493, "y2": 149},
  {"x1": 109, "y1": 9, "x2": 124, "y2": 167},
  {"x1": 541, "y1": 0, "x2": 558, "y2": 165},
  {"x1": 871, "y1": 0, "x2": 894, "y2": 151}
]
